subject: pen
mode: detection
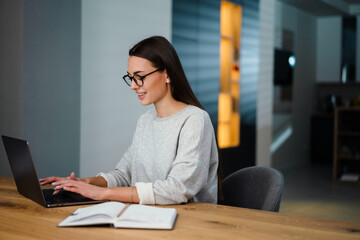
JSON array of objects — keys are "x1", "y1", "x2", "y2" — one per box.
[{"x1": 117, "y1": 204, "x2": 130, "y2": 217}]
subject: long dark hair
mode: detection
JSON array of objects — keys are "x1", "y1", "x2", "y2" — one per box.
[
  {"x1": 129, "y1": 36, "x2": 204, "y2": 110},
  {"x1": 129, "y1": 36, "x2": 223, "y2": 203}
]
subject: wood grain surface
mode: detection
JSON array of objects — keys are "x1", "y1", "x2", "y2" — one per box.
[{"x1": 1, "y1": 177, "x2": 360, "y2": 240}]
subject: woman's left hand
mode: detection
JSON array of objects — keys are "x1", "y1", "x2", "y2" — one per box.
[{"x1": 52, "y1": 180, "x2": 108, "y2": 201}]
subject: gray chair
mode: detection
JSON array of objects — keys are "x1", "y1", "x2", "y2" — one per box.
[{"x1": 222, "y1": 166, "x2": 284, "y2": 212}]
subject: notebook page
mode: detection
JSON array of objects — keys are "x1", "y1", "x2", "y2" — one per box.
[
  {"x1": 70, "y1": 202, "x2": 125, "y2": 222},
  {"x1": 118, "y1": 205, "x2": 176, "y2": 224}
]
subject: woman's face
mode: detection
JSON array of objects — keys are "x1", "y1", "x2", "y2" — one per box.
[{"x1": 127, "y1": 56, "x2": 169, "y2": 106}]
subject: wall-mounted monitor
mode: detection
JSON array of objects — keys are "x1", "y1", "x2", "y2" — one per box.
[
  {"x1": 273, "y1": 48, "x2": 295, "y2": 86},
  {"x1": 341, "y1": 16, "x2": 356, "y2": 83}
]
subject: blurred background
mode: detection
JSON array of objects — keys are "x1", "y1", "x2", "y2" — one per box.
[{"x1": 1, "y1": 0, "x2": 360, "y2": 222}]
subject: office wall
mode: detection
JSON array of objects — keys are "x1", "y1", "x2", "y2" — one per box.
[
  {"x1": 0, "y1": 0, "x2": 23, "y2": 177},
  {"x1": 316, "y1": 15, "x2": 360, "y2": 83},
  {"x1": 22, "y1": 0, "x2": 81, "y2": 178},
  {"x1": 1, "y1": 0, "x2": 171, "y2": 179},
  {"x1": 272, "y1": 2, "x2": 317, "y2": 170},
  {"x1": 256, "y1": 0, "x2": 275, "y2": 167},
  {"x1": 0, "y1": 0, "x2": 81, "y2": 178},
  {"x1": 316, "y1": 17, "x2": 342, "y2": 82},
  {"x1": 80, "y1": 0, "x2": 172, "y2": 177}
]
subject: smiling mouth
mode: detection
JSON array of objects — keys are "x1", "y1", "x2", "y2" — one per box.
[{"x1": 137, "y1": 92, "x2": 146, "y2": 99}]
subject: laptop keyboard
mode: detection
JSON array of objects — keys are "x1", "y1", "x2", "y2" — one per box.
[{"x1": 43, "y1": 189, "x2": 93, "y2": 204}]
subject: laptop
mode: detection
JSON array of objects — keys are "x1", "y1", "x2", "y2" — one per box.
[{"x1": 1, "y1": 135, "x2": 104, "y2": 207}]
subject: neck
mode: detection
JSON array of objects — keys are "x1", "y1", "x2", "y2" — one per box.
[{"x1": 154, "y1": 98, "x2": 188, "y2": 118}]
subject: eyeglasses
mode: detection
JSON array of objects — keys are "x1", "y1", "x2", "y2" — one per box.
[{"x1": 122, "y1": 68, "x2": 164, "y2": 87}]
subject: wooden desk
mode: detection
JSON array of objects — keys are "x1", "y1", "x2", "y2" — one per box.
[{"x1": 1, "y1": 177, "x2": 360, "y2": 240}]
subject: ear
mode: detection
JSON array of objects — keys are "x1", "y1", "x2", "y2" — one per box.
[{"x1": 164, "y1": 70, "x2": 170, "y2": 84}]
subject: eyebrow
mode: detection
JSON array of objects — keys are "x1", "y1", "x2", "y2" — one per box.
[{"x1": 127, "y1": 70, "x2": 144, "y2": 75}]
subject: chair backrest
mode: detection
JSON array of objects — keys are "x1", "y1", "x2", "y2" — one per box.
[{"x1": 222, "y1": 166, "x2": 284, "y2": 212}]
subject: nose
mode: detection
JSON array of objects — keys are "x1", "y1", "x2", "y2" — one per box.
[{"x1": 130, "y1": 79, "x2": 139, "y2": 90}]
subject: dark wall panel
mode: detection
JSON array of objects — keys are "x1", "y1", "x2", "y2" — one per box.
[
  {"x1": 172, "y1": 0, "x2": 220, "y2": 123},
  {"x1": 172, "y1": 0, "x2": 259, "y2": 178},
  {"x1": 22, "y1": 0, "x2": 81, "y2": 178}
]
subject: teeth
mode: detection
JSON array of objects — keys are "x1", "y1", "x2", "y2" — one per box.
[{"x1": 138, "y1": 93, "x2": 145, "y2": 96}]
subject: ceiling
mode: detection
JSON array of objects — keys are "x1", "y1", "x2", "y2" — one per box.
[
  {"x1": 343, "y1": 0, "x2": 360, "y2": 4},
  {"x1": 278, "y1": 0, "x2": 360, "y2": 16}
]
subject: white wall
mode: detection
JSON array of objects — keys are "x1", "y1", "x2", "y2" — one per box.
[
  {"x1": 316, "y1": 15, "x2": 360, "y2": 83},
  {"x1": 272, "y1": 1, "x2": 317, "y2": 170},
  {"x1": 80, "y1": 0, "x2": 172, "y2": 177},
  {"x1": 316, "y1": 16, "x2": 342, "y2": 82},
  {"x1": 256, "y1": 0, "x2": 275, "y2": 167}
]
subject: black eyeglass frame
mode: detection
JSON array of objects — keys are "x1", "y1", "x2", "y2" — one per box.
[{"x1": 122, "y1": 68, "x2": 164, "y2": 87}]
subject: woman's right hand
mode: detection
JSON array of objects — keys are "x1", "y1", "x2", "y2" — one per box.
[
  {"x1": 39, "y1": 172, "x2": 79, "y2": 195},
  {"x1": 40, "y1": 173, "x2": 107, "y2": 195},
  {"x1": 39, "y1": 172, "x2": 78, "y2": 186}
]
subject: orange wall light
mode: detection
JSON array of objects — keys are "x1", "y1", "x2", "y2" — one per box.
[{"x1": 218, "y1": 1, "x2": 242, "y2": 148}]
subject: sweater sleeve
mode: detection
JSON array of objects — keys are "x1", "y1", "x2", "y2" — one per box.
[{"x1": 151, "y1": 111, "x2": 216, "y2": 205}]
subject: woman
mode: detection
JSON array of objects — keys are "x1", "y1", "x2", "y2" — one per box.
[{"x1": 40, "y1": 36, "x2": 219, "y2": 205}]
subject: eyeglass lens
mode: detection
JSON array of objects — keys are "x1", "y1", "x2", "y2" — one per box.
[
  {"x1": 123, "y1": 75, "x2": 143, "y2": 87},
  {"x1": 123, "y1": 68, "x2": 163, "y2": 87}
]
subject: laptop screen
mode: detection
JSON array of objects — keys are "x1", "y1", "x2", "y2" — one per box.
[
  {"x1": 2, "y1": 135, "x2": 104, "y2": 208},
  {"x1": 2, "y1": 135, "x2": 46, "y2": 206}
]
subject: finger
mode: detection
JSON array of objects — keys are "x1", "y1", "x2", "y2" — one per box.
[
  {"x1": 70, "y1": 172, "x2": 76, "y2": 180},
  {"x1": 52, "y1": 178, "x2": 71, "y2": 184},
  {"x1": 53, "y1": 178, "x2": 78, "y2": 186},
  {"x1": 54, "y1": 180, "x2": 81, "y2": 190},
  {"x1": 40, "y1": 181, "x2": 49, "y2": 186},
  {"x1": 39, "y1": 177, "x2": 51, "y2": 182},
  {"x1": 53, "y1": 184, "x2": 64, "y2": 194},
  {"x1": 39, "y1": 179, "x2": 47, "y2": 185},
  {"x1": 52, "y1": 180, "x2": 69, "y2": 187},
  {"x1": 42, "y1": 179, "x2": 55, "y2": 185},
  {"x1": 39, "y1": 177, "x2": 57, "y2": 185},
  {"x1": 63, "y1": 186, "x2": 82, "y2": 195},
  {"x1": 53, "y1": 189, "x2": 61, "y2": 195},
  {"x1": 53, "y1": 185, "x2": 64, "y2": 191},
  {"x1": 60, "y1": 182, "x2": 89, "y2": 196},
  {"x1": 52, "y1": 182, "x2": 60, "y2": 186}
]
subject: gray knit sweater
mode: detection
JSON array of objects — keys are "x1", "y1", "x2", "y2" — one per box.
[{"x1": 98, "y1": 105, "x2": 218, "y2": 205}]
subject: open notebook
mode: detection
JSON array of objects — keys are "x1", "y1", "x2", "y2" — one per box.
[{"x1": 58, "y1": 201, "x2": 178, "y2": 230}]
